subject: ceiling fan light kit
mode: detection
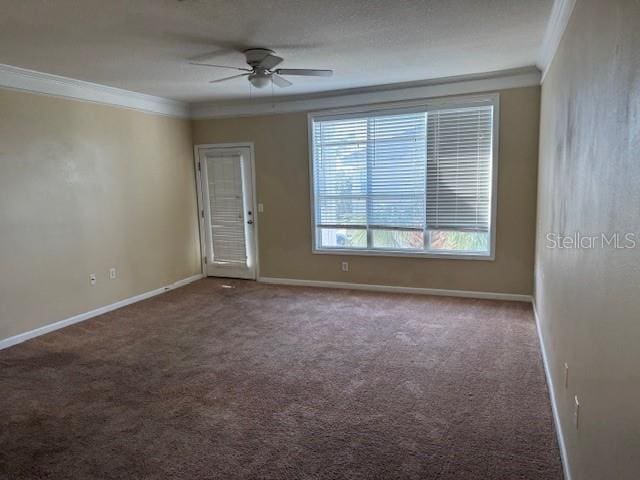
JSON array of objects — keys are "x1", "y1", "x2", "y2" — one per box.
[
  {"x1": 190, "y1": 47, "x2": 333, "y2": 89},
  {"x1": 248, "y1": 71, "x2": 271, "y2": 89}
]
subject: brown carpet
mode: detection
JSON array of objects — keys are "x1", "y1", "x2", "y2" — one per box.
[{"x1": 0, "y1": 279, "x2": 562, "y2": 480}]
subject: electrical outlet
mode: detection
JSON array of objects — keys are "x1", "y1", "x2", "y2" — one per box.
[
  {"x1": 574, "y1": 395, "x2": 580, "y2": 430},
  {"x1": 109, "y1": 268, "x2": 117, "y2": 280},
  {"x1": 89, "y1": 274, "x2": 96, "y2": 286},
  {"x1": 258, "y1": 203, "x2": 264, "y2": 213},
  {"x1": 341, "y1": 262, "x2": 349, "y2": 272},
  {"x1": 564, "y1": 363, "x2": 569, "y2": 388}
]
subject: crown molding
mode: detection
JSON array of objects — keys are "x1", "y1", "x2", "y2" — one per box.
[
  {"x1": 189, "y1": 67, "x2": 541, "y2": 120},
  {"x1": 0, "y1": 63, "x2": 189, "y2": 118},
  {"x1": 0, "y1": 63, "x2": 541, "y2": 120},
  {"x1": 537, "y1": 0, "x2": 577, "y2": 82}
]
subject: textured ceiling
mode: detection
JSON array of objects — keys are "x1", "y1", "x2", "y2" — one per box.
[{"x1": 0, "y1": 0, "x2": 553, "y2": 103}]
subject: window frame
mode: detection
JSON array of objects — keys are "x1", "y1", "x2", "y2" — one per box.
[{"x1": 308, "y1": 93, "x2": 500, "y2": 260}]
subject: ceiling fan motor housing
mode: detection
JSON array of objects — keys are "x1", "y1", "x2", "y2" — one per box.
[{"x1": 243, "y1": 48, "x2": 275, "y2": 67}]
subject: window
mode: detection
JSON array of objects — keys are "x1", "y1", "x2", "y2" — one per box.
[{"x1": 309, "y1": 96, "x2": 497, "y2": 258}]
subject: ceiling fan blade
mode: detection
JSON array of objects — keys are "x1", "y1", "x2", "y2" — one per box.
[
  {"x1": 190, "y1": 62, "x2": 251, "y2": 72},
  {"x1": 275, "y1": 68, "x2": 333, "y2": 77},
  {"x1": 271, "y1": 74, "x2": 292, "y2": 88},
  {"x1": 209, "y1": 73, "x2": 249, "y2": 84},
  {"x1": 258, "y1": 54, "x2": 284, "y2": 70}
]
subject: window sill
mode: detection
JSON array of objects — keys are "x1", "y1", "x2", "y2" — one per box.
[{"x1": 312, "y1": 247, "x2": 495, "y2": 261}]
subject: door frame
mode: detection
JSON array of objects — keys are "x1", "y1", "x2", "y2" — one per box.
[{"x1": 193, "y1": 142, "x2": 259, "y2": 279}]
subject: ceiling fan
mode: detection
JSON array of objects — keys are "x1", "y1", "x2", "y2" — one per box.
[{"x1": 190, "y1": 48, "x2": 333, "y2": 89}]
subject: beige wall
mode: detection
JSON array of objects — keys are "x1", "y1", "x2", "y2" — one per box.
[
  {"x1": 0, "y1": 89, "x2": 201, "y2": 341},
  {"x1": 192, "y1": 86, "x2": 540, "y2": 295},
  {"x1": 535, "y1": 0, "x2": 640, "y2": 478},
  {"x1": 0, "y1": 85, "x2": 539, "y2": 343}
]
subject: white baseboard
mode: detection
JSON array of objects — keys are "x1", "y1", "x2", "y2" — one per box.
[
  {"x1": 257, "y1": 276, "x2": 532, "y2": 302},
  {"x1": 532, "y1": 300, "x2": 572, "y2": 480},
  {"x1": 0, "y1": 274, "x2": 204, "y2": 351}
]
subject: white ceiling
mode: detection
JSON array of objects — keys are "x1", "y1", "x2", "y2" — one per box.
[{"x1": 0, "y1": 0, "x2": 553, "y2": 104}]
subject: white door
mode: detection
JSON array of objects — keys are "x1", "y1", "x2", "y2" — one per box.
[{"x1": 197, "y1": 146, "x2": 257, "y2": 279}]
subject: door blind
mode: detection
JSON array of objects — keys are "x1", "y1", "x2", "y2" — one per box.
[{"x1": 206, "y1": 154, "x2": 247, "y2": 264}]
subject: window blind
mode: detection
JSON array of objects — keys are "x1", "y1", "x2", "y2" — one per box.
[
  {"x1": 313, "y1": 113, "x2": 427, "y2": 230},
  {"x1": 311, "y1": 100, "x2": 495, "y2": 254},
  {"x1": 369, "y1": 113, "x2": 426, "y2": 230},
  {"x1": 426, "y1": 106, "x2": 493, "y2": 232},
  {"x1": 313, "y1": 117, "x2": 368, "y2": 227}
]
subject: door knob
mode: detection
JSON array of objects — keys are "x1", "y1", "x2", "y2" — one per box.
[{"x1": 247, "y1": 220, "x2": 254, "y2": 225}]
